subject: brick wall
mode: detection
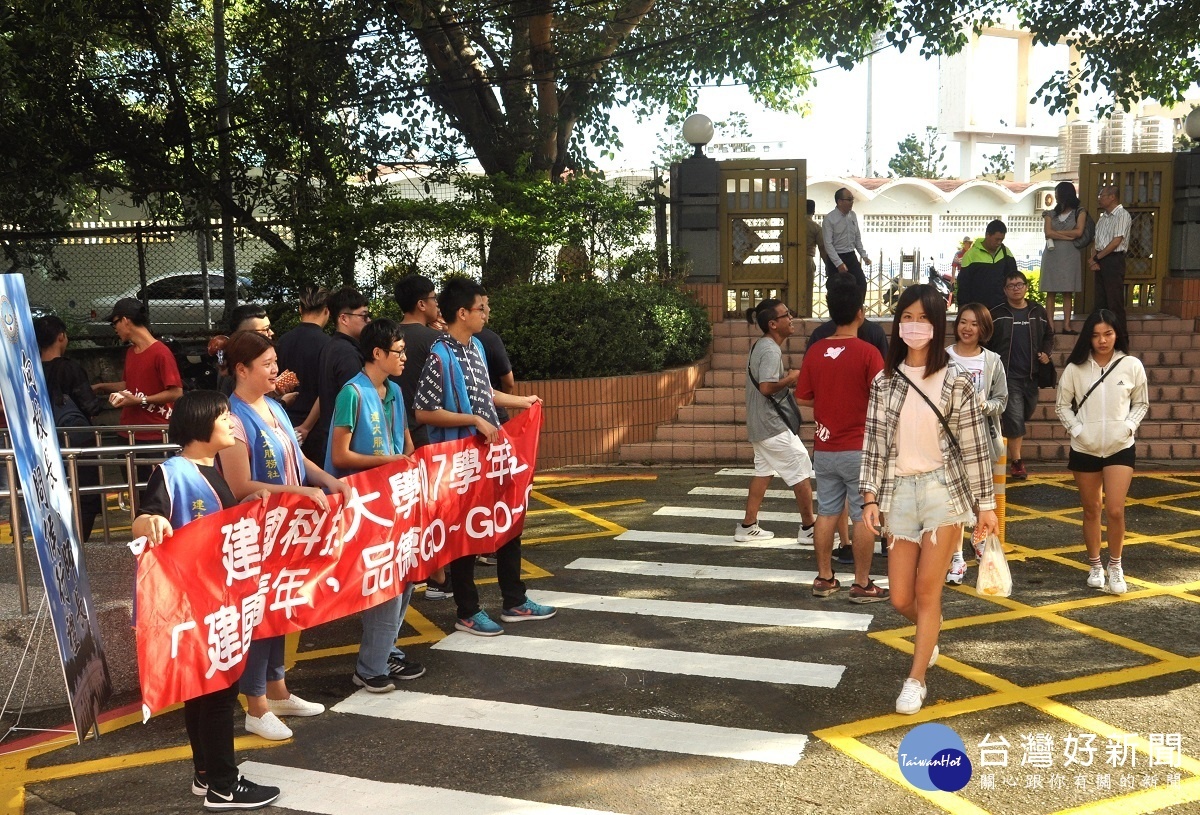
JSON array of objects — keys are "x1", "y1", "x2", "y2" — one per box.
[
  {"x1": 1162, "y1": 277, "x2": 1200, "y2": 319},
  {"x1": 512, "y1": 359, "x2": 710, "y2": 468}
]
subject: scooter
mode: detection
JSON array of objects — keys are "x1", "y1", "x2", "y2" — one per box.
[{"x1": 885, "y1": 265, "x2": 954, "y2": 313}]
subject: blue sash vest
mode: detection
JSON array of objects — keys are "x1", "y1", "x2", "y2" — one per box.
[
  {"x1": 324, "y1": 371, "x2": 407, "y2": 477},
  {"x1": 229, "y1": 393, "x2": 307, "y2": 486},
  {"x1": 427, "y1": 335, "x2": 489, "y2": 444},
  {"x1": 158, "y1": 455, "x2": 225, "y2": 528}
]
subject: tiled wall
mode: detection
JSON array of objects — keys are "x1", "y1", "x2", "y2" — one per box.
[{"x1": 512, "y1": 359, "x2": 710, "y2": 468}]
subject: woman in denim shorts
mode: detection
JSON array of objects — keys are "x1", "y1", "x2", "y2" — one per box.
[{"x1": 860, "y1": 285, "x2": 999, "y2": 715}]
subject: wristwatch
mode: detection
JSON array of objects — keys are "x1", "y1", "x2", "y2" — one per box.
[{"x1": 140, "y1": 396, "x2": 149, "y2": 409}]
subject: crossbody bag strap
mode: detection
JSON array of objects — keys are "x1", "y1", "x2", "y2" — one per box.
[
  {"x1": 748, "y1": 340, "x2": 800, "y2": 436},
  {"x1": 893, "y1": 367, "x2": 962, "y2": 455},
  {"x1": 1074, "y1": 356, "x2": 1127, "y2": 413}
]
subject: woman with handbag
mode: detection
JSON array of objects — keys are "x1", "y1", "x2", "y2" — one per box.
[
  {"x1": 1055, "y1": 310, "x2": 1148, "y2": 594},
  {"x1": 860, "y1": 284, "x2": 999, "y2": 715},
  {"x1": 944, "y1": 303, "x2": 1008, "y2": 585},
  {"x1": 1041, "y1": 181, "x2": 1091, "y2": 335}
]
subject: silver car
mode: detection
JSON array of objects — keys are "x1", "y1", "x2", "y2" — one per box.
[{"x1": 88, "y1": 272, "x2": 250, "y2": 339}]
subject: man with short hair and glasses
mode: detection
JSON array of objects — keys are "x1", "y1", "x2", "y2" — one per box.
[
  {"x1": 735, "y1": 299, "x2": 816, "y2": 545},
  {"x1": 313, "y1": 287, "x2": 372, "y2": 460},
  {"x1": 822, "y1": 187, "x2": 872, "y2": 297},
  {"x1": 988, "y1": 270, "x2": 1053, "y2": 481},
  {"x1": 1090, "y1": 185, "x2": 1131, "y2": 329}
]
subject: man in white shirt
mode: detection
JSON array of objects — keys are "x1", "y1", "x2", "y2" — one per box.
[
  {"x1": 1090, "y1": 185, "x2": 1132, "y2": 329},
  {"x1": 822, "y1": 188, "x2": 872, "y2": 297}
]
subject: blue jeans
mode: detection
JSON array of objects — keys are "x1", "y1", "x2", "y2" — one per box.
[
  {"x1": 239, "y1": 635, "x2": 286, "y2": 697},
  {"x1": 356, "y1": 582, "x2": 414, "y2": 678}
]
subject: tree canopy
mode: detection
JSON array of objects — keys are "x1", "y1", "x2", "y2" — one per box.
[
  {"x1": 888, "y1": 127, "x2": 947, "y2": 179},
  {"x1": 3, "y1": 0, "x2": 1199, "y2": 286}
]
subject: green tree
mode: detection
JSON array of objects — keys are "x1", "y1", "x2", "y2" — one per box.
[
  {"x1": 981, "y1": 146, "x2": 1013, "y2": 180},
  {"x1": 888, "y1": 127, "x2": 947, "y2": 178}
]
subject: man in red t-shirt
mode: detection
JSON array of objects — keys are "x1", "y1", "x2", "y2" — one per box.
[
  {"x1": 796, "y1": 277, "x2": 887, "y2": 603},
  {"x1": 93, "y1": 298, "x2": 183, "y2": 502}
]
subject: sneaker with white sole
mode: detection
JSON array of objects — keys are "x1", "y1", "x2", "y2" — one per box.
[
  {"x1": 1108, "y1": 564, "x2": 1127, "y2": 594},
  {"x1": 204, "y1": 776, "x2": 280, "y2": 811},
  {"x1": 424, "y1": 575, "x2": 453, "y2": 599},
  {"x1": 734, "y1": 522, "x2": 774, "y2": 542},
  {"x1": 1086, "y1": 564, "x2": 1106, "y2": 589},
  {"x1": 896, "y1": 678, "x2": 927, "y2": 715},
  {"x1": 455, "y1": 610, "x2": 505, "y2": 636},
  {"x1": 945, "y1": 553, "x2": 966, "y2": 585},
  {"x1": 352, "y1": 672, "x2": 396, "y2": 693},
  {"x1": 796, "y1": 523, "x2": 815, "y2": 546},
  {"x1": 387, "y1": 656, "x2": 427, "y2": 681},
  {"x1": 501, "y1": 599, "x2": 557, "y2": 623},
  {"x1": 244, "y1": 711, "x2": 292, "y2": 741},
  {"x1": 192, "y1": 773, "x2": 208, "y2": 796},
  {"x1": 928, "y1": 644, "x2": 939, "y2": 669},
  {"x1": 267, "y1": 693, "x2": 324, "y2": 717}
]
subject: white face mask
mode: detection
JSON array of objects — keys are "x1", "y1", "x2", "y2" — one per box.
[{"x1": 899, "y1": 321, "x2": 934, "y2": 350}]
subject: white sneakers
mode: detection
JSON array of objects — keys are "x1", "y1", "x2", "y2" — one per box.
[
  {"x1": 267, "y1": 694, "x2": 325, "y2": 717},
  {"x1": 896, "y1": 678, "x2": 927, "y2": 715},
  {"x1": 244, "y1": 711, "x2": 292, "y2": 741},
  {"x1": 1108, "y1": 564, "x2": 1127, "y2": 594},
  {"x1": 796, "y1": 523, "x2": 815, "y2": 546},
  {"x1": 734, "y1": 522, "x2": 774, "y2": 542},
  {"x1": 928, "y1": 644, "x2": 939, "y2": 669},
  {"x1": 945, "y1": 553, "x2": 966, "y2": 585},
  {"x1": 1087, "y1": 564, "x2": 1106, "y2": 588}
]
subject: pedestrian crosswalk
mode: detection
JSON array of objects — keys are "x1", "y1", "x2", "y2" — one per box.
[
  {"x1": 432, "y1": 631, "x2": 845, "y2": 687},
  {"x1": 233, "y1": 468, "x2": 883, "y2": 811},
  {"x1": 330, "y1": 689, "x2": 810, "y2": 764},
  {"x1": 237, "y1": 762, "x2": 625, "y2": 814}
]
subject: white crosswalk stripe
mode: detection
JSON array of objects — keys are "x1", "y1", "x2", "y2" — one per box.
[
  {"x1": 564, "y1": 556, "x2": 887, "y2": 587},
  {"x1": 688, "y1": 486, "x2": 796, "y2": 500},
  {"x1": 655, "y1": 505, "x2": 803, "y2": 523},
  {"x1": 526, "y1": 589, "x2": 872, "y2": 631},
  {"x1": 238, "y1": 762, "x2": 624, "y2": 814},
  {"x1": 615, "y1": 529, "x2": 804, "y2": 549},
  {"x1": 715, "y1": 468, "x2": 757, "y2": 477},
  {"x1": 432, "y1": 631, "x2": 845, "y2": 687},
  {"x1": 331, "y1": 689, "x2": 809, "y2": 765}
]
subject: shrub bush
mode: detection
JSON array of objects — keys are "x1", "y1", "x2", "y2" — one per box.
[{"x1": 487, "y1": 281, "x2": 712, "y2": 380}]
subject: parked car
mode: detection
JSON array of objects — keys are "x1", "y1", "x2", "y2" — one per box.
[{"x1": 87, "y1": 272, "x2": 250, "y2": 340}]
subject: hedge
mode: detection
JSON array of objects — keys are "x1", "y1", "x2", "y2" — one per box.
[{"x1": 486, "y1": 281, "x2": 712, "y2": 380}]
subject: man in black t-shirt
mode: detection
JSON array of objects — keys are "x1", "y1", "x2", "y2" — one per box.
[
  {"x1": 275, "y1": 287, "x2": 330, "y2": 459},
  {"x1": 393, "y1": 274, "x2": 444, "y2": 448}
]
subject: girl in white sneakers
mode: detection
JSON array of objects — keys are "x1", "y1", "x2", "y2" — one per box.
[
  {"x1": 860, "y1": 285, "x2": 999, "y2": 715},
  {"x1": 1055, "y1": 310, "x2": 1148, "y2": 595}
]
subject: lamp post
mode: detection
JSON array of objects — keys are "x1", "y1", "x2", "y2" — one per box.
[{"x1": 682, "y1": 113, "x2": 715, "y2": 157}]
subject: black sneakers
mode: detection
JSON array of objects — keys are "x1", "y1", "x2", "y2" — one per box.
[
  {"x1": 387, "y1": 656, "x2": 427, "y2": 681},
  {"x1": 352, "y1": 671, "x2": 397, "y2": 693},
  {"x1": 204, "y1": 776, "x2": 280, "y2": 810}
]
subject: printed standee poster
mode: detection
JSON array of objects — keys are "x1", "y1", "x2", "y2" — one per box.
[{"x1": 0, "y1": 275, "x2": 112, "y2": 742}]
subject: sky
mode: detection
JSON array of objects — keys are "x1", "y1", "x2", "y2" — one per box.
[{"x1": 593, "y1": 37, "x2": 1072, "y2": 178}]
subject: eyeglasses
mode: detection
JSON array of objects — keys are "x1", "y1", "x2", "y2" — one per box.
[
  {"x1": 772, "y1": 310, "x2": 796, "y2": 320},
  {"x1": 345, "y1": 310, "x2": 371, "y2": 320},
  {"x1": 838, "y1": 197, "x2": 854, "y2": 203},
  {"x1": 383, "y1": 347, "x2": 406, "y2": 356},
  {"x1": 1004, "y1": 283, "x2": 1027, "y2": 290},
  {"x1": 465, "y1": 305, "x2": 486, "y2": 313}
]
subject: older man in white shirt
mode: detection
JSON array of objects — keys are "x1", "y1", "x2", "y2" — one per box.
[
  {"x1": 822, "y1": 188, "x2": 872, "y2": 296},
  {"x1": 1090, "y1": 184, "x2": 1132, "y2": 329}
]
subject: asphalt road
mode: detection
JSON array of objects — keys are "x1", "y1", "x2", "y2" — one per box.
[{"x1": 8, "y1": 466, "x2": 1200, "y2": 815}]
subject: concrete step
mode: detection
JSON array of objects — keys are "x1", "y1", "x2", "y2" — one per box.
[
  {"x1": 708, "y1": 366, "x2": 1200, "y2": 386},
  {"x1": 1032, "y1": 402, "x2": 1200, "y2": 422},
  {"x1": 699, "y1": 384, "x2": 1200, "y2": 406}
]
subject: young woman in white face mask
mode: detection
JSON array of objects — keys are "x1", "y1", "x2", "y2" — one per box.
[{"x1": 860, "y1": 284, "x2": 999, "y2": 715}]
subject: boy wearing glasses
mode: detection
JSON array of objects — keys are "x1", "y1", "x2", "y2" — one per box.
[
  {"x1": 327, "y1": 318, "x2": 426, "y2": 690},
  {"x1": 313, "y1": 287, "x2": 372, "y2": 459},
  {"x1": 989, "y1": 270, "x2": 1054, "y2": 480}
]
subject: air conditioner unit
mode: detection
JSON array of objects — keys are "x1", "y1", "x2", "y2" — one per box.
[{"x1": 1035, "y1": 189, "x2": 1055, "y2": 213}]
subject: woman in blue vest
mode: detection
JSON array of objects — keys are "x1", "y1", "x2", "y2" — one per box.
[
  {"x1": 133, "y1": 390, "x2": 280, "y2": 810},
  {"x1": 217, "y1": 330, "x2": 349, "y2": 741}
]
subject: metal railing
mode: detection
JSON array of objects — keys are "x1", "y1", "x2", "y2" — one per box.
[{"x1": 1, "y1": 425, "x2": 180, "y2": 614}]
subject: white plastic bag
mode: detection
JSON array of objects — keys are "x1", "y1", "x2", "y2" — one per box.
[{"x1": 975, "y1": 534, "x2": 1012, "y2": 597}]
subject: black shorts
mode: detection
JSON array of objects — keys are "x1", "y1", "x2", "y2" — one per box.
[{"x1": 1068, "y1": 446, "x2": 1136, "y2": 473}]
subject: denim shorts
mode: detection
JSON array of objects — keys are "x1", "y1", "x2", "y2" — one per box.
[
  {"x1": 814, "y1": 450, "x2": 865, "y2": 521},
  {"x1": 885, "y1": 467, "x2": 975, "y2": 544}
]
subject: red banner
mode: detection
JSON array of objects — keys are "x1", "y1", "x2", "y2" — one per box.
[{"x1": 134, "y1": 404, "x2": 542, "y2": 716}]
